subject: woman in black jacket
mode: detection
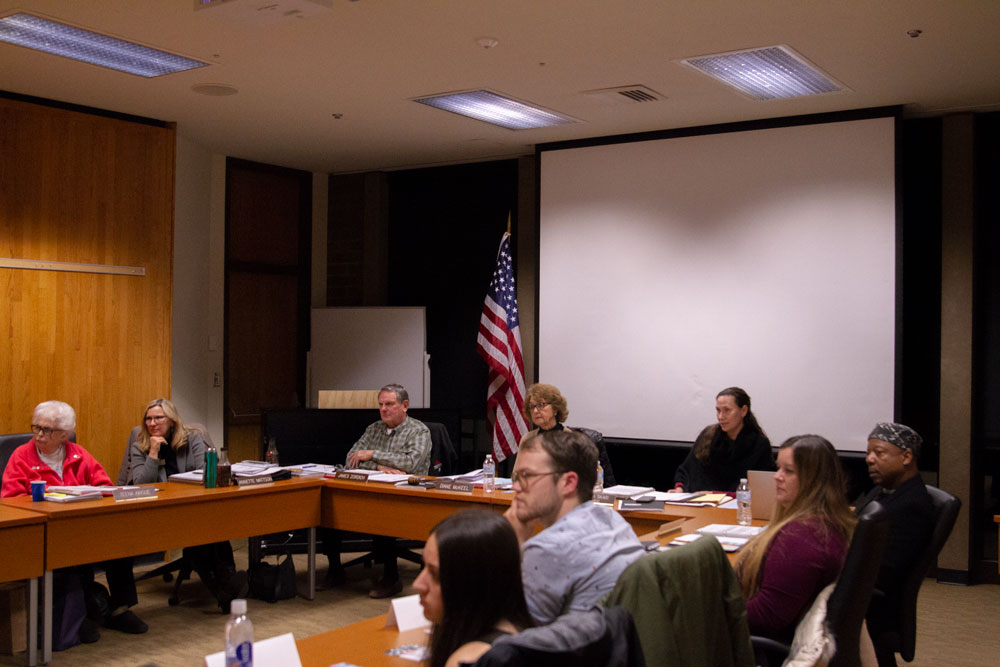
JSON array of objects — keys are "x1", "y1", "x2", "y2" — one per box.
[{"x1": 672, "y1": 386, "x2": 774, "y2": 492}]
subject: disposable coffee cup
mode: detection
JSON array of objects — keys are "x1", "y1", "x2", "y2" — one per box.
[{"x1": 30, "y1": 480, "x2": 46, "y2": 501}]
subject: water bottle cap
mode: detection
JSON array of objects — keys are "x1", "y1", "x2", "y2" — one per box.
[{"x1": 231, "y1": 599, "x2": 247, "y2": 615}]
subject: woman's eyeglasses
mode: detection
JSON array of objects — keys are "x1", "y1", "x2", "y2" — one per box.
[{"x1": 30, "y1": 425, "x2": 63, "y2": 437}]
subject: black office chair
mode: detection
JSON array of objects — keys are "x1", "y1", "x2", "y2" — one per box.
[
  {"x1": 868, "y1": 486, "x2": 961, "y2": 665},
  {"x1": 0, "y1": 433, "x2": 33, "y2": 479},
  {"x1": 1, "y1": 431, "x2": 78, "y2": 480},
  {"x1": 473, "y1": 606, "x2": 645, "y2": 667},
  {"x1": 571, "y1": 426, "x2": 617, "y2": 488},
  {"x1": 752, "y1": 501, "x2": 890, "y2": 667},
  {"x1": 427, "y1": 422, "x2": 458, "y2": 476}
]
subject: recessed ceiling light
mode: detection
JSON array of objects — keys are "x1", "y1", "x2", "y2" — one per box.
[
  {"x1": 413, "y1": 89, "x2": 577, "y2": 130},
  {"x1": 0, "y1": 12, "x2": 209, "y2": 77},
  {"x1": 679, "y1": 45, "x2": 845, "y2": 100},
  {"x1": 191, "y1": 83, "x2": 238, "y2": 96}
]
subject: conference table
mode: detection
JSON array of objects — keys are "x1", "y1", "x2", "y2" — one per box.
[
  {"x1": 319, "y1": 476, "x2": 728, "y2": 539},
  {"x1": 0, "y1": 505, "x2": 45, "y2": 666},
  {"x1": 1, "y1": 477, "x2": 322, "y2": 664},
  {"x1": 2, "y1": 473, "x2": 743, "y2": 665},
  {"x1": 298, "y1": 484, "x2": 748, "y2": 667}
]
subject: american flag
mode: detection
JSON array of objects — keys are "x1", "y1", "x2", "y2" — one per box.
[{"x1": 477, "y1": 231, "x2": 529, "y2": 461}]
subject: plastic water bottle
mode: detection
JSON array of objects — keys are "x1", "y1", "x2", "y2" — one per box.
[
  {"x1": 265, "y1": 437, "x2": 279, "y2": 466},
  {"x1": 594, "y1": 461, "x2": 604, "y2": 492},
  {"x1": 225, "y1": 598, "x2": 253, "y2": 667},
  {"x1": 482, "y1": 454, "x2": 495, "y2": 493},
  {"x1": 217, "y1": 447, "x2": 232, "y2": 488},
  {"x1": 736, "y1": 478, "x2": 752, "y2": 526}
]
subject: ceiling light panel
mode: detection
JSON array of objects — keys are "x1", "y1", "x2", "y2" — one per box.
[
  {"x1": 414, "y1": 90, "x2": 577, "y2": 130},
  {"x1": 0, "y1": 13, "x2": 209, "y2": 77},
  {"x1": 680, "y1": 45, "x2": 844, "y2": 100}
]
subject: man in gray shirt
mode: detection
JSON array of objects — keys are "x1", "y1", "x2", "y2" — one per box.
[{"x1": 505, "y1": 429, "x2": 644, "y2": 624}]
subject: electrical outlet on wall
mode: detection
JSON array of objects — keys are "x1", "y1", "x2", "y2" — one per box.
[{"x1": 213, "y1": 372, "x2": 221, "y2": 388}]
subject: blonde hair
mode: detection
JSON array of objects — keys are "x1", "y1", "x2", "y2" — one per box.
[
  {"x1": 137, "y1": 398, "x2": 195, "y2": 454},
  {"x1": 736, "y1": 434, "x2": 856, "y2": 600}
]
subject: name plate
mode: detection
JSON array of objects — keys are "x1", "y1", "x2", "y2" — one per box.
[
  {"x1": 236, "y1": 475, "x2": 274, "y2": 487},
  {"x1": 332, "y1": 471, "x2": 370, "y2": 482},
  {"x1": 435, "y1": 480, "x2": 474, "y2": 493},
  {"x1": 593, "y1": 492, "x2": 615, "y2": 505},
  {"x1": 113, "y1": 487, "x2": 157, "y2": 502}
]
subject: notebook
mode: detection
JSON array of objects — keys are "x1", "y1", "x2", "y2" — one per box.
[{"x1": 747, "y1": 469, "x2": 777, "y2": 520}]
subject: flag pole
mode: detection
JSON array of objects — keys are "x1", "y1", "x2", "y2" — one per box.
[{"x1": 506, "y1": 211, "x2": 511, "y2": 236}]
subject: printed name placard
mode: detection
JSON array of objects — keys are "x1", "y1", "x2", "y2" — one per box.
[
  {"x1": 236, "y1": 475, "x2": 274, "y2": 487},
  {"x1": 113, "y1": 487, "x2": 157, "y2": 502},
  {"x1": 435, "y1": 479, "x2": 474, "y2": 493},
  {"x1": 332, "y1": 471, "x2": 370, "y2": 482}
]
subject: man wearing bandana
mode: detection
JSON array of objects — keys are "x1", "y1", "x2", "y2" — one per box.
[{"x1": 855, "y1": 422, "x2": 935, "y2": 666}]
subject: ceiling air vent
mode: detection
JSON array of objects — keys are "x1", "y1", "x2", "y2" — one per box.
[{"x1": 583, "y1": 85, "x2": 666, "y2": 105}]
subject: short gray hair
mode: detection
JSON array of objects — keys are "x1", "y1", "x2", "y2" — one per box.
[
  {"x1": 379, "y1": 383, "x2": 408, "y2": 403},
  {"x1": 33, "y1": 400, "x2": 76, "y2": 431}
]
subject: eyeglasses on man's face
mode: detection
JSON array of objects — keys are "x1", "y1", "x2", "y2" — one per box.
[
  {"x1": 511, "y1": 469, "x2": 562, "y2": 486},
  {"x1": 528, "y1": 402, "x2": 550, "y2": 412},
  {"x1": 30, "y1": 425, "x2": 63, "y2": 438}
]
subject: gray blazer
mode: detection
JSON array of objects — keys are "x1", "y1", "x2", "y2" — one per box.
[{"x1": 118, "y1": 425, "x2": 213, "y2": 484}]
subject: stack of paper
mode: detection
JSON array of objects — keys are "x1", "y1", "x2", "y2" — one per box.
[
  {"x1": 368, "y1": 473, "x2": 411, "y2": 484},
  {"x1": 47, "y1": 485, "x2": 142, "y2": 496},
  {"x1": 231, "y1": 462, "x2": 282, "y2": 478},
  {"x1": 601, "y1": 485, "x2": 656, "y2": 499},
  {"x1": 43, "y1": 491, "x2": 103, "y2": 502},
  {"x1": 664, "y1": 492, "x2": 731, "y2": 507},
  {"x1": 281, "y1": 463, "x2": 339, "y2": 476}
]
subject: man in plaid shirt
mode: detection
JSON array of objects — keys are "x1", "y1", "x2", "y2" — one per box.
[{"x1": 327, "y1": 383, "x2": 431, "y2": 598}]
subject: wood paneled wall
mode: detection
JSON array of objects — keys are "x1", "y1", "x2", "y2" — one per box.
[{"x1": 0, "y1": 96, "x2": 174, "y2": 476}]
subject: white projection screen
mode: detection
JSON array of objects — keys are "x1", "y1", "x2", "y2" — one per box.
[{"x1": 538, "y1": 115, "x2": 896, "y2": 452}]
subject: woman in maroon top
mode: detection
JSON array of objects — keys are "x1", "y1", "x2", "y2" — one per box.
[{"x1": 736, "y1": 434, "x2": 856, "y2": 643}]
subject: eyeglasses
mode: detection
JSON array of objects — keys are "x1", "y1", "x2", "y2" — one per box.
[
  {"x1": 145, "y1": 415, "x2": 169, "y2": 423},
  {"x1": 30, "y1": 425, "x2": 63, "y2": 438},
  {"x1": 511, "y1": 469, "x2": 563, "y2": 486},
  {"x1": 528, "y1": 402, "x2": 550, "y2": 412}
]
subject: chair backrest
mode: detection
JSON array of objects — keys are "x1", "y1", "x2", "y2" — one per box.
[
  {"x1": 425, "y1": 421, "x2": 458, "y2": 476},
  {"x1": 570, "y1": 425, "x2": 617, "y2": 488},
  {"x1": 894, "y1": 485, "x2": 961, "y2": 661},
  {"x1": 116, "y1": 424, "x2": 216, "y2": 485},
  {"x1": 0, "y1": 433, "x2": 34, "y2": 479},
  {"x1": 826, "y1": 501, "x2": 890, "y2": 667},
  {"x1": 604, "y1": 535, "x2": 753, "y2": 667}
]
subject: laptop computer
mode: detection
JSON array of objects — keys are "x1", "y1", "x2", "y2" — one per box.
[{"x1": 747, "y1": 469, "x2": 777, "y2": 520}]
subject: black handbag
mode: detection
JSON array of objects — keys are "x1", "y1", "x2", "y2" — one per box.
[{"x1": 249, "y1": 554, "x2": 296, "y2": 602}]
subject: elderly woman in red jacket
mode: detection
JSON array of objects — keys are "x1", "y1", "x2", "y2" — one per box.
[{"x1": 1, "y1": 401, "x2": 147, "y2": 647}]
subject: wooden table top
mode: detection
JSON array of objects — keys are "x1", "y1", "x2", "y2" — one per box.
[
  {"x1": 296, "y1": 614, "x2": 429, "y2": 667},
  {"x1": 0, "y1": 503, "x2": 47, "y2": 526},
  {"x1": 0, "y1": 475, "x2": 323, "y2": 517},
  {"x1": 1, "y1": 477, "x2": 324, "y2": 570}
]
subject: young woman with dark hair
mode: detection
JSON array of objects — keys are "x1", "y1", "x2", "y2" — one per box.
[
  {"x1": 672, "y1": 386, "x2": 775, "y2": 492},
  {"x1": 415, "y1": 510, "x2": 534, "y2": 667},
  {"x1": 736, "y1": 434, "x2": 857, "y2": 642}
]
